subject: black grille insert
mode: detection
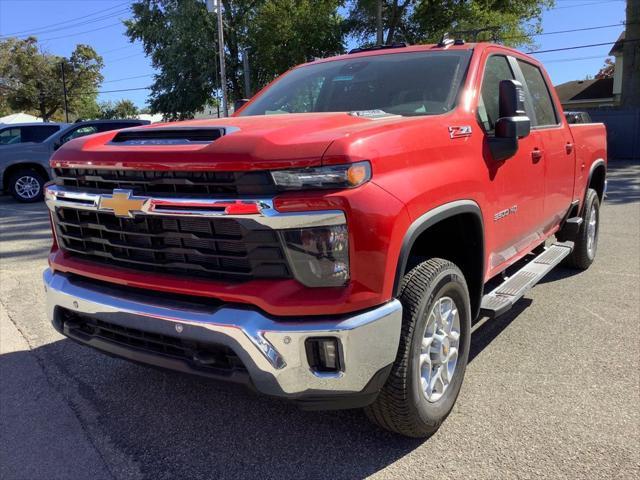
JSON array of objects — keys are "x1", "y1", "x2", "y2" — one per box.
[
  {"x1": 54, "y1": 168, "x2": 277, "y2": 196},
  {"x1": 60, "y1": 308, "x2": 246, "y2": 374},
  {"x1": 53, "y1": 207, "x2": 291, "y2": 281}
]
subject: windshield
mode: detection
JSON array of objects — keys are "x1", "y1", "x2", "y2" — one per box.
[{"x1": 240, "y1": 50, "x2": 472, "y2": 117}]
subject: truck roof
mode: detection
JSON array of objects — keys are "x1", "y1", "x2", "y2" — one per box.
[{"x1": 304, "y1": 42, "x2": 539, "y2": 67}]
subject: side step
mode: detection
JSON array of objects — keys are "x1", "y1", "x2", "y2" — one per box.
[{"x1": 480, "y1": 241, "x2": 574, "y2": 318}]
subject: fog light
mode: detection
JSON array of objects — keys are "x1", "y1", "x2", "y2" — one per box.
[
  {"x1": 280, "y1": 224, "x2": 349, "y2": 287},
  {"x1": 305, "y1": 337, "x2": 341, "y2": 373}
]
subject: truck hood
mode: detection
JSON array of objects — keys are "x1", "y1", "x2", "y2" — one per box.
[{"x1": 51, "y1": 112, "x2": 405, "y2": 171}]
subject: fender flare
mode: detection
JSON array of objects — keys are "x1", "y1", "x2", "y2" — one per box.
[
  {"x1": 584, "y1": 158, "x2": 606, "y2": 212},
  {"x1": 393, "y1": 200, "x2": 485, "y2": 300}
]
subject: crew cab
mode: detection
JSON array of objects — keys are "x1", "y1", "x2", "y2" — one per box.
[
  {"x1": 42, "y1": 42, "x2": 606, "y2": 437},
  {"x1": 1, "y1": 119, "x2": 149, "y2": 202}
]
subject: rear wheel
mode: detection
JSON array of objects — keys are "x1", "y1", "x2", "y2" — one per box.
[
  {"x1": 365, "y1": 258, "x2": 471, "y2": 438},
  {"x1": 8, "y1": 168, "x2": 45, "y2": 203},
  {"x1": 561, "y1": 188, "x2": 600, "y2": 270}
]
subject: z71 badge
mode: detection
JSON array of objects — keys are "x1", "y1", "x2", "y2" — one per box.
[{"x1": 448, "y1": 126, "x2": 472, "y2": 139}]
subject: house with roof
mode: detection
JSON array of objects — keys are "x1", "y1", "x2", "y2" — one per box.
[{"x1": 554, "y1": 33, "x2": 624, "y2": 110}]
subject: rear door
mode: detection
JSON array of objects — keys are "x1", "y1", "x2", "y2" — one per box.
[
  {"x1": 514, "y1": 59, "x2": 575, "y2": 232},
  {"x1": 477, "y1": 52, "x2": 546, "y2": 274}
]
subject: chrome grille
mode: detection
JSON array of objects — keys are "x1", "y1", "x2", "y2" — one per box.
[{"x1": 54, "y1": 168, "x2": 277, "y2": 196}]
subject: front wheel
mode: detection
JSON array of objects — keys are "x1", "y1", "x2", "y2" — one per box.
[
  {"x1": 365, "y1": 258, "x2": 471, "y2": 438},
  {"x1": 8, "y1": 168, "x2": 45, "y2": 203}
]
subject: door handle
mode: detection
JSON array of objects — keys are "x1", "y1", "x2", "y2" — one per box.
[
  {"x1": 565, "y1": 142, "x2": 574, "y2": 154},
  {"x1": 531, "y1": 149, "x2": 543, "y2": 162}
]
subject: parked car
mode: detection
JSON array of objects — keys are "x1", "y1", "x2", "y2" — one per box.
[
  {"x1": 0, "y1": 122, "x2": 68, "y2": 146},
  {"x1": 1, "y1": 119, "x2": 149, "y2": 202},
  {"x1": 43, "y1": 42, "x2": 606, "y2": 437},
  {"x1": 564, "y1": 111, "x2": 593, "y2": 124}
]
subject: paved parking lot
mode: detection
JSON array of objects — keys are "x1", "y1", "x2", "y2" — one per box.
[{"x1": 1, "y1": 163, "x2": 639, "y2": 480}]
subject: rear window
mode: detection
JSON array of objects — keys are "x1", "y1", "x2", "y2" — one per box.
[{"x1": 22, "y1": 125, "x2": 60, "y2": 142}]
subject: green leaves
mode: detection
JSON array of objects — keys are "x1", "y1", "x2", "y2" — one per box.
[
  {"x1": 0, "y1": 37, "x2": 103, "y2": 121},
  {"x1": 126, "y1": 0, "x2": 344, "y2": 119},
  {"x1": 98, "y1": 99, "x2": 140, "y2": 119}
]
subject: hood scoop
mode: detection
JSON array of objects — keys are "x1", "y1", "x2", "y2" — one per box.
[{"x1": 110, "y1": 126, "x2": 236, "y2": 145}]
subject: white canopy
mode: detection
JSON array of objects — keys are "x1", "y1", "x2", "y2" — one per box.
[{"x1": 0, "y1": 113, "x2": 43, "y2": 124}]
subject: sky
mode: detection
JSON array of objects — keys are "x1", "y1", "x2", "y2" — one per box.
[{"x1": 0, "y1": 0, "x2": 628, "y2": 109}]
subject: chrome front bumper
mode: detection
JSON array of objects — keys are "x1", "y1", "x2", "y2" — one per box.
[{"x1": 44, "y1": 269, "x2": 402, "y2": 404}]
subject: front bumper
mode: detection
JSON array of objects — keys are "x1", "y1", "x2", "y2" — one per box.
[{"x1": 44, "y1": 269, "x2": 402, "y2": 409}]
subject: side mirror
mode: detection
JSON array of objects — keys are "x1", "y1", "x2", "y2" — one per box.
[
  {"x1": 489, "y1": 80, "x2": 531, "y2": 161},
  {"x1": 234, "y1": 98, "x2": 250, "y2": 111}
]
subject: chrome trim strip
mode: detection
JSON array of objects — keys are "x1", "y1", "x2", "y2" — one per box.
[
  {"x1": 45, "y1": 184, "x2": 346, "y2": 229},
  {"x1": 44, "y1": 269, "x2": 402, "y2": 397}
]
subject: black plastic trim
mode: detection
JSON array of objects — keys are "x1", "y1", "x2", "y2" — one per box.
[
  {"x1": 393, "y1": 200, "x2": 485, "y2": 317},
  {"x1": 585, "y1": 159, "x2": 607, "y2": 212}
]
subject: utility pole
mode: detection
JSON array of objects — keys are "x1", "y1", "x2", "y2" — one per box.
[
  {"x1": 60, "y1": 60, "x2": 69, "y2": 123},
  {"x1": 206, "y1": 0, "x2": 228, "y2": 117},
  {"x1": 376, "y1": 0, "x2": 384, "y2": 45},
  {"x1": 621, "y1": 0, "x2": 640, "y2": 108},
  {"x1": 242, "y1": 47, "x2": 251, "y2": 98}
]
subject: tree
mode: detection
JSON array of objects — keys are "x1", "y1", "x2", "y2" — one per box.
[
  {"x1": 345, "y1": 0, "x2": 555, "y2": 48},
  {"x1": 246, "y1": 0, "x2": 344, "y2": 91},
  {"x1": 98, "y1": 99, "x2": 139, "y2": 119},
  {"x1": 595, "y1": 58, "x2": 615, "y2": 79},
  {"x1": 125, "y1": 0, "x2": 343, "y2": 119},
  {"x1": 0, "y1": 37, "x2": 103, "y2": 121}
]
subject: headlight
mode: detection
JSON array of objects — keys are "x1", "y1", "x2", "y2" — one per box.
[
  {"x1": 281, "y1": 224, "x2": 349, "y2": 287},
  {"x1": 271, "y1": 161, "x2": 371, "y2": 190}
]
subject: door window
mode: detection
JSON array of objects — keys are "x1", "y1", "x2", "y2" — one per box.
[
  {"x1": 517, "y1": 60, "x2": 558, "y2": 127},
  {"x1": 60, "y1": 125, "x2": 98, "y2": 144},
  {"x1": 478, "y1": 55, "x2": 515, "y2": 133}
]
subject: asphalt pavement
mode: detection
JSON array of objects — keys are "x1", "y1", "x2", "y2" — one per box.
[{"x1": 1, "y1": 162, "x2": 638, "y2": 480}]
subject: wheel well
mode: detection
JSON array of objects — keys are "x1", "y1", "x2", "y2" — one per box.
[
  {"x1": 589, "y1": 163, "x2": 606, "y2": 202},
  {"x1": 2, "y1": 163, "x2": 50, "y2": 190},
  {"x1": 398, "y1": 212, "x2": 484, "y2": 318}
]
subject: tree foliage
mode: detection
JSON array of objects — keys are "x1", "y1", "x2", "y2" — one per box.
[
  {"x1": 98, "y1": 99, "x2": 140, "y2": 119},
  {"x1": 125, "y1": 0, "x2": 344, "y2": 119},
  {"x1": 0, "y1": 37, "x2": 103, "y2": 121},
  {"x1": 345, "y1": 0, "x2": 554, "y2": 48},
  {"x1": 595, "y1": 58, "x2": 615, "y2": 80}
]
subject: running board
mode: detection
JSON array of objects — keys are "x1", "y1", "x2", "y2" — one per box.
[{"x1": 480, "y1": 242, "x2": 574, "y2": 318}]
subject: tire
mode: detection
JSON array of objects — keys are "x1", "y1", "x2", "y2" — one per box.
[
  {"x1": 365, "y1": 258, "x2": 471, "y2": 438},
  {"x1": 561, "y1": 188, "x2": 600, "y2": 270},
  {"x1": 8, "y1": 168, "x2": 45, "y2": 203}
]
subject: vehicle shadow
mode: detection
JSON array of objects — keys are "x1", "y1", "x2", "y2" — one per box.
[
  {"x1": 604, "y1": 160, "x2": 640, "y2": 206},
  {"x1": 6, "y1": 294, "x2": 536, "y2": 480}
]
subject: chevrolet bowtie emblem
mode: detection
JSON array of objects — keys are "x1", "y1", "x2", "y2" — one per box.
[{"x1": 98, "y1": 189, "x2": 147, "y2": 217}]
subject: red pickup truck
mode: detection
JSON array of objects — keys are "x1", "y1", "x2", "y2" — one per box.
[{"x1": 43, "y1": 42, "x2": 606, "y2": 437}]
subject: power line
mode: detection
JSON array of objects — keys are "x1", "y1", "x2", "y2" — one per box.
[
  {"x1": 544, "y1": 54, "x2": 607, "y2": 63},
  {"x1": 38, "y1": 22, "x2": 123, "y2": 42},
  {"x1": 551, "y1": 0, "x2": 624, "y2": 10},
  {"x1": 4, "y1": 9, "x2": 130, "y2": 40},
  {"x1": 102, "y1": 73, "x2": 154, "y2": 84},
  {"x1": 0, "y1": 2, "x2": 130, "y2": 38},
  {"x1": 527, "y1": 38, "x2": 638, "y2": 54}
]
